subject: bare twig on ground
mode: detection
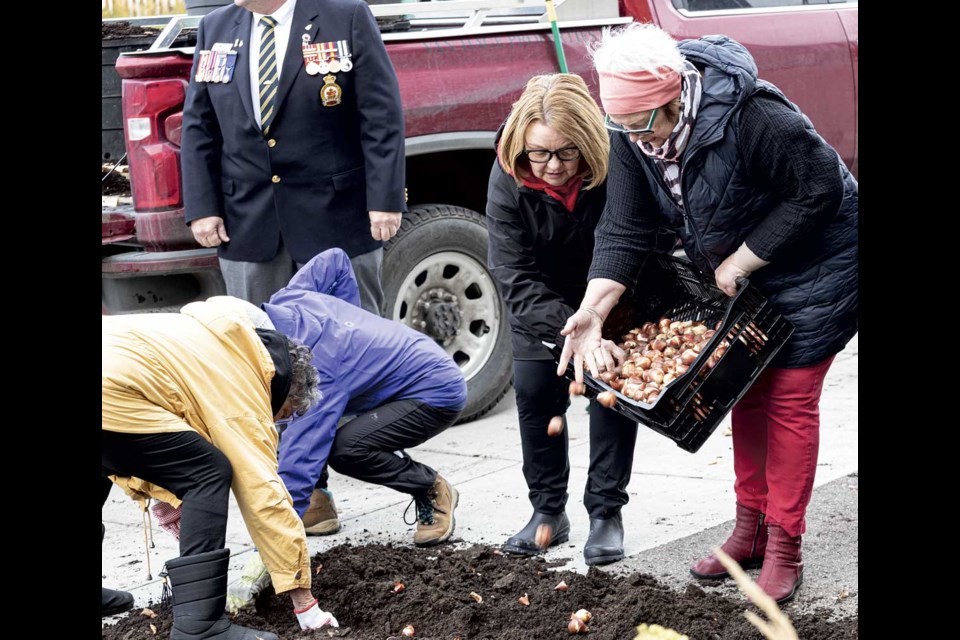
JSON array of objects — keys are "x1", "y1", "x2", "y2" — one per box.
[{"x1": 714, "y1": 547, "x2": 798, "y2": 640}]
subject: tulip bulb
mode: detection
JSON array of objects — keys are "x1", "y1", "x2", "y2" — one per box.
[
  {"x1": 535, "y1": 523, "x2": 553, "y2": 549},
  {"x1": 547, "y1": 416, "x2": 565, "y2": 437},
  {"x1": 596, "y1": 392, "x2": 617, "y2": 408},
  {"x1": 572, "y1": 609, "x2": 593, "y2": 624},
  {"x1": 567, "y1": 618, "x2": 588, "y2": 634}
]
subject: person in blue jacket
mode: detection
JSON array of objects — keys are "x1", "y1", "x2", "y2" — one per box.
[{"x1": 249, "y1": 248, "x2": 466, "y2": 547}]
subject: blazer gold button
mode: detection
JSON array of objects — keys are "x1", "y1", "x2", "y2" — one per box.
[
  {"x1": 272, "y1": 175, "x2": 281, "y2": 183},
  {"x1": 267, "y1": 139, "x2": 277, "y2": 148}
]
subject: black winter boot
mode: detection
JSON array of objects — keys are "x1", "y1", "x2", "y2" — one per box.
[
  {"x1": 583, "y1": 512, "x2": 624, "y2": 566},
  {"x1": 102, "y1": 586, "x2": 134, "y2": 616},
  {"x1": 166, "y1": 548, "x2": 277, "y2": 640},
  {"x1": 502, "y1": 512, "x2": 570, "y2": 555}
]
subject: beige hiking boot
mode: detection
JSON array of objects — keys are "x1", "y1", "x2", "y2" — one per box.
[
  {"x1": 302, "y1": 488, "x2": 341, "y2": 535},
  {"x1": 411, "y1": 474, "x2": 459, "y2": 547}
]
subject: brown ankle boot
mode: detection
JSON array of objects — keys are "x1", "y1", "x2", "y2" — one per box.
[
  {"x1": 411, "y1": 475, "x2": 459, "y2": 547},
  {"x1": 756, "y1": 524, "x2": 803, "y2": 604},
  {"x1": 302, "y1": 488, "x2": 341, "y2": 535},
  {"x1": 690, "y1": 503, "x2": 767, "y2": 579}
]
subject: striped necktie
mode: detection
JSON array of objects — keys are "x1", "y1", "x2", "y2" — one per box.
[{"x1": 258, "y1": 16, "x2": 279, "y2": 136}]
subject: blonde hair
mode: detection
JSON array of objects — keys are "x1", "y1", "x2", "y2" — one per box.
[
  {"x1": 591, "y1": 23, "x2": 685, "y2": 77},
  {"x1": 498, "y1": 74, "x2": 609, "y2": 189}
]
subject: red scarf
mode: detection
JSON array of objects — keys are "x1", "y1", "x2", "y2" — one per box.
[{"x1": 520, "y1": 173, "x2": 583, "y2": 212}]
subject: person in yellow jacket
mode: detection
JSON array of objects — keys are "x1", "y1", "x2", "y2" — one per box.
[{"x1": 102, "y1": 299, "x2": 337, "y2": 639}]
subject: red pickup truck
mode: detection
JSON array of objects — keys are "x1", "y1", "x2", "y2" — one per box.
[{"x1": 102, "y1": 0, "x2": 858, "y2": 421}]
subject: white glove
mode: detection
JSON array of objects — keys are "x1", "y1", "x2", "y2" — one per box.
[
  {"x1": 295, "y1": 600, "x2": 339, "y2": 630},
  {"x1": 226, "y1": 552, "x2": 272, "y2": 614}
]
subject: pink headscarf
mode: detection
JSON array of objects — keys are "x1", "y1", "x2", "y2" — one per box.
[{"x1": 598, "y1": 67, "x2": 682, "y2": 115}]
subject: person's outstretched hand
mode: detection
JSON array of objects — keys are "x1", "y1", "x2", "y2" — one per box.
[{"x1": 557, "y1": 309, "x2": 605, "y2": 383}]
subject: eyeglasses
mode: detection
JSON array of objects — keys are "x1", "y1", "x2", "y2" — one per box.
[
  {"x1": 604, "y1": 109, "x2": 658, "y2": 136},
  {"x1": 522, "y1": 146, "x2": 581, "y2": 164}
]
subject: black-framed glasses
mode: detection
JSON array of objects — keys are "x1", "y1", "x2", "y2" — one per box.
[
  {"x1": 522, "y1": 146, "x2": 581, "y2": 164},
  {"x1": 604, "y1": 109, "x2": 658, "y2": 136}
]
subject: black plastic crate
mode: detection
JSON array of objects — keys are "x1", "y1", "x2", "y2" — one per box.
[{"x1": 550, "y1": 253, "x2": 794, "y2": 453}]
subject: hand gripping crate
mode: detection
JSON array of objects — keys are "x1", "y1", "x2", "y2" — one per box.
[{"x1": 551, "y1": 253, "x2": 794, "y2": 453}]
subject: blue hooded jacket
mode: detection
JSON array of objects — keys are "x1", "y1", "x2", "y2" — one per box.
[{"x1": 263, "y1": 249, "x2": 467, "y2": 515}]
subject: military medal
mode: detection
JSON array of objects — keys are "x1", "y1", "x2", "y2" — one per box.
[
  {"x1": 211, "y1": 50, "x2": 227, "y2": 83},
  {"x1": 201, "y1": 49, "x2": 218, "y2": 82},
  {"x1": 195, "y1": 50, "x2": 210, "y2": 82},
  {"x1": 328, "y1": 58, "x2": 342, "y2": 73},
  {"x1": 321, "y1": 74, "x2": 342, "y2": 107},
  {"x1": 206, "y1": 43, "x2": 232, "y2": 82},
  {"x1": 222, "y1": 50, "x2": 238, "y2": 83},
  {"x1": 336, "y1": 40, "x2": 352, "y2": 73},
  {"x1": 317, "y1": 59, "x2": 331, "y2": 74},
  {"x1": 202, "y1": 53, "x2": 217, "y2": 82},
  {"x1": 302, "y1": 43, "x2": 321, "y2": 75}
]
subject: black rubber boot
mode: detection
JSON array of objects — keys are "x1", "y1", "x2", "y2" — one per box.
[
  {"x1": 102, "y1": 586, "x2": 134, "y2": 616},
  {"x1": 583, "y1": 512, "x2": 624, "y2": 566},
  {"x1": 166, "y1": 549, "x2": 278, "y2": 640},
  {"x1": 502, "y1": 512, "x2": 570, "y2": 555}
]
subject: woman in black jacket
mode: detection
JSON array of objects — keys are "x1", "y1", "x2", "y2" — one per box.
[
  {"x1": 557, "y1": 25, "x2": 858, "y2": 603},
  {"x1": 487, "y1": 74, "x2": 637, "y2": 565}
]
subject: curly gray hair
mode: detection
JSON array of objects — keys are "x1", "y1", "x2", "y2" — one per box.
[{"x1": 286, "y1": 339, "x2": 320, "y2": 416}]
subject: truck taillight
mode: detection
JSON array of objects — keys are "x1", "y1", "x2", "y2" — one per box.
[
  {"x1": 127, "y1": 117, "x2": 151, "y2": 141},
  {"x1": 123, "y1": 78, "x2": 188, "y2": 211},
  {"x1": 164, "y1": 113, "x2": 183, "y2": 148}
]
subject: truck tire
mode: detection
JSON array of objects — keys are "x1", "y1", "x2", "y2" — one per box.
[{"x1": 383, "y1": 204, "x2": 512, "y2": 423}]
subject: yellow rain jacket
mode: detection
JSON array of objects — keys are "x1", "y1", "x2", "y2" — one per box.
[{"x1": 102, "y1": 299, "x2": 310, "y2": 593}]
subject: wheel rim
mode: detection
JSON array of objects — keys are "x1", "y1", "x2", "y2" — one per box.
[{"x1": 391, "y1": 250, "x2": 502, "y2": 382}]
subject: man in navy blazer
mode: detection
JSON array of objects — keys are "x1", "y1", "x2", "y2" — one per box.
[{"x1": 182, "y1": 0, "x2": 406, "y2": 314}]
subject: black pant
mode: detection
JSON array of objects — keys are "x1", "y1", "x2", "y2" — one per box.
[
  {"x1": 101, "y1": 430, "x2": 232, "y2": 556},
  {"x1": 328, "y1": 399, "x2": 459, "y2": 498},
  {"x1": 513, "y1": 359, "x2": 638, "y2": 519}
]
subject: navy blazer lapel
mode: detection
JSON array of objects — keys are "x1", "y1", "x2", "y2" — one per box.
[
  {"x1": 274, "y1": 0, "x2": 319, "y2": 120},
  {"x1": 231, "y1": 10, "x2": 256, "y2": 129}
]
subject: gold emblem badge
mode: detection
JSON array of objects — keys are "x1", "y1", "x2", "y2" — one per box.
[{"x1": 320, "y1": 74, "x2": 342, "y2": 107}]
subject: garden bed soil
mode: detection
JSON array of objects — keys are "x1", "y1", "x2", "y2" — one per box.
[
  {"x1": 102, "y1": 21, "x2": 161, "y2": 40},
  {"x1": 102, "y1": 166, "x2": 131, "y2": 196},
  {"x1": 103, "y1": 544, "x2": 857, "y2": 639}
]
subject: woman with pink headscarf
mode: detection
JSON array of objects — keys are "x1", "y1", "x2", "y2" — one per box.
[{"x1": 557, "y1": 24, "x2": 858, "y2": 604}]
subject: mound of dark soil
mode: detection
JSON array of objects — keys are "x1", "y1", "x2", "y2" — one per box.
[
  {"x1": 102, "y1": 21, "x2": 160, "y2": 40},
  {"x1": 102, "y1": 167, "x2": 131, "y2": 196},
  {"x1": 103, "y1": 544, "x2": 857, "y2": 639}
]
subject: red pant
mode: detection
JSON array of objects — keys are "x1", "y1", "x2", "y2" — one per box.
[{"x1": 731, "y1": 355, "x2": 836, "y2": 537}]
